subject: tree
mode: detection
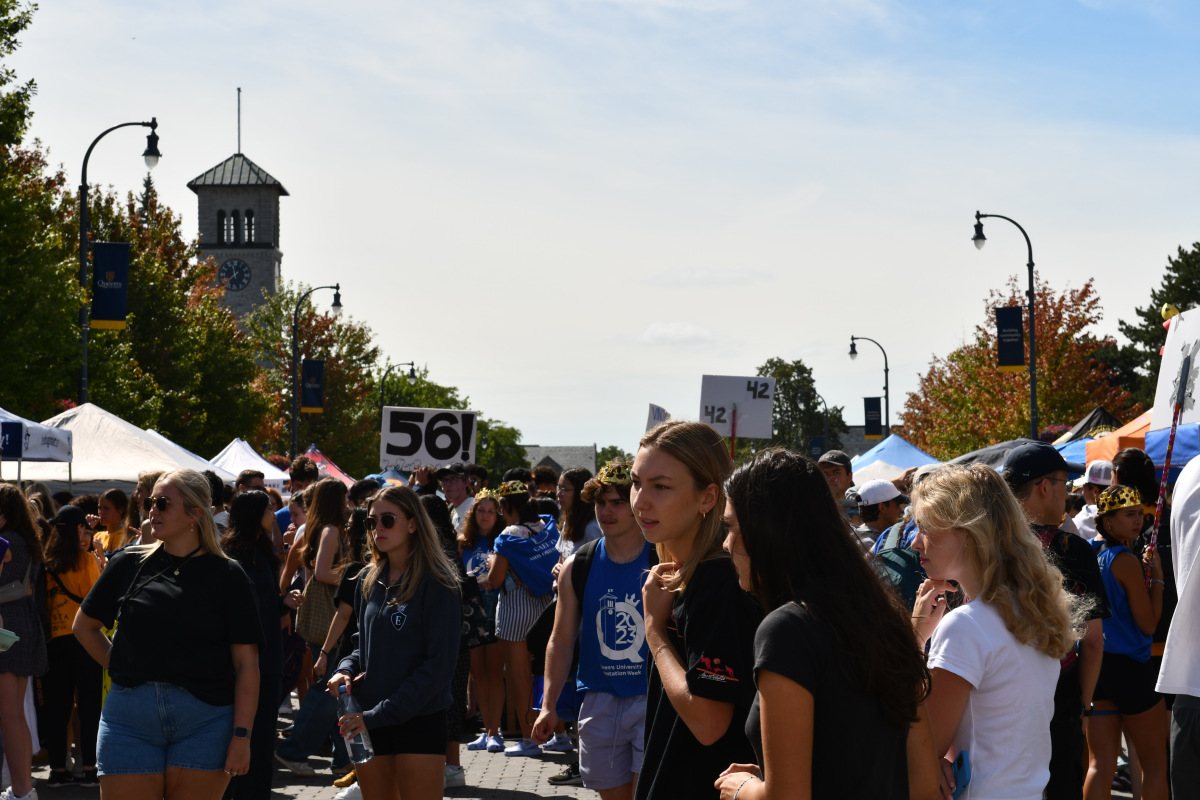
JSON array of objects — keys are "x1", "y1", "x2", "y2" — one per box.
[
  {"x1": 0, "y1": 1, "x2": 81, "y2": 418},
  {"x1": 1097, "y1": 243, "x2": 1200, "y2": 408},
  {"x1": 897, "y1": 275, "x2": 1141, "y2": 460},
  {"x1": 243, "y1": 281, "x2": 381, "y2": 478},
  {"x1": 79, "y1": 180, "x2": 272, "y2": 455},
  {"x1": 597, "y1": 445, "x2": 634, "y2": 468},
  {"x1": 756, "y1": 357, "x2": 848, "y2": 453}
]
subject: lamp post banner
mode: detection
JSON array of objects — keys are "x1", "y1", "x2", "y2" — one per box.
[
  {"x1": 808, "y1": 437, "x2": 824, "y2": 459},
  {"x1": 90, "y1": 242, "x2": 131, "y2": 330},
  {"x1": 995, "y1": 305, "x2": 1026, "y2": 373},
  {"x1": 864, "y1": 397, "x2": 883, "y2": 440},
  {"x1": 698, "y1": 375, "x2": 776, "y2": 439},
  {"x1": 300, "y1": 359, "x2": 325, "y2": 413},
  {"x1": 380, "y1": 406, "x2": 478, "y2": 470}
]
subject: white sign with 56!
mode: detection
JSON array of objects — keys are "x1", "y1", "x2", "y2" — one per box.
[
  {"x1": 380, "y1": 407, "x2": 478, "y2": 471},
  {"x1": 698, "y1": 375, "x2": 776, "y2": 439}
]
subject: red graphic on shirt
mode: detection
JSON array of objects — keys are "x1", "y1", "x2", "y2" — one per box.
[{"x1": 696, "y1": 655, "x2": 739, "y2": 682}]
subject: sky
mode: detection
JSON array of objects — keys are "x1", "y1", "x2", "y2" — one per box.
[{"x1": 13, "y1": 0, "x2": 1200, "y2": 454}]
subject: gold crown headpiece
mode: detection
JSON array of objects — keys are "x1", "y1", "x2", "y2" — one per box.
[
  {"x1": 474, "y1": 488, "x2": 499, "y2": 502},
  {"x1": 497, "y1": 480, "x2": 529, "y2": 497},
  {"x1": 596, "y1": 461, "x2": 633, "y2": 486},
  {"x1": 1097, "y1": 485, "x2": 1142, "y2": 517}
]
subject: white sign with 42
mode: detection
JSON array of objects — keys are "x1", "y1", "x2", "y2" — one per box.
[{"x1": 698, "y1": 375, "x2": 776, "y2": 439}]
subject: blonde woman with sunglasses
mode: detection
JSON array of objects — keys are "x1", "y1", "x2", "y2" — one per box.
[
  {"x1": 327, "y1": 485, "x2": 461, "y2": 800},
  {"x1": 74, "y1": 469, "x2": 264, "y2": 800}
]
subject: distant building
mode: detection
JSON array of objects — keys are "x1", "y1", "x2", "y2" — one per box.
[
  {"x1": 840, "y1": 425, "x2": 873, "y2": 460},
  {"x1": 522, "y1": 445, "x2": 597, "y2": 475},
  {"x1": 187, "y1": 153, "x2": 288, "y2": 318}
]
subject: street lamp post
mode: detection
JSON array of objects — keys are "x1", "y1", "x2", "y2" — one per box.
[
  {"x1": 809, "y1": 389, "x2": 831, "y2": 456},
  {"x1": 292, "y1": 285, "x2": 342, "y2": 459},
  {"x1": 378, "y1": 361, "x2": 418, "y2": 427},
  {"x1": 77, "y1": 118, "x2": 161, "y2": 404},
  {"x1": 849, "y1": 336, "x2": 890, "y2": 439},
  {"x1": 972, "y1": 211, "x2": 1038, "y2": 439}
]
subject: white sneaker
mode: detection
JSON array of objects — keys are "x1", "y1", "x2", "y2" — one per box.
[
  {"x1": 542, "y1": 732, "x2": 574, "y2": 752},
  {"x1": 0, "y1": 787, "x2": 38, "y2": 800},
  {"x1": 273, "y1": 753, "x2": 316, "y2": 776},
  {"x1": 444, "y1": 765, "x2": 466, "y2": 788},
  {"x1": 334, "y1": 783, "x2": 363, "y2": 800}
]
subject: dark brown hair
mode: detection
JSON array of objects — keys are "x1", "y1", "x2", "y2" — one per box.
[
  {"x1": 726, "y1": 448, "x2": 928, "y2": 732},
  {"x1": 0, "y1": 485, "x2": 44, "y2": 563},
  {"x1": 299, "y1": 479, "x2": 348, "y2": 574},
  {"x1": 459, "y1": 496, "x2": 501, "y2": 550},
  {"x1": 559, "y1": 467, "x2": 595, "y2": 543}
]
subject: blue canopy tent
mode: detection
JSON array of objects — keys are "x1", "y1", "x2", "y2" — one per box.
[
  {"x1": 1054, "y1": 439, "x2": 1091, "y2": 480},
  {"x1": 1146, "y1": 424, "x2": 1199, "y2": 482},
  {"x1": 851, "y1": 435, "x2": 940, "y2": 486}
]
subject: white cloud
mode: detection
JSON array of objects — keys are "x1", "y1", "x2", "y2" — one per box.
[
  {"x1": 642, "y1": 266, "x2": 774, "y2": 287},
  {"x1": 631, "y1": 321, "x2": 721, "y2": 345}
]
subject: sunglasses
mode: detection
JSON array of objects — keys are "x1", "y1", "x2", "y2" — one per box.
[
  {"x1": 148, "y1": 496, "x2": 173, "y2": 512},
  {"x1": 364, "y1": 513, "x2": 398, "y2": 531}
]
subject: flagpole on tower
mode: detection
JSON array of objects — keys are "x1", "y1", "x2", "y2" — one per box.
[{"x1": 237, "y1": 88, "x2": 241, "y2": 154}]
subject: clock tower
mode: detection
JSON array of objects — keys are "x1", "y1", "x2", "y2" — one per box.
[{"x1": 187, "y1": 153, "x2": 288, "y2": 318}]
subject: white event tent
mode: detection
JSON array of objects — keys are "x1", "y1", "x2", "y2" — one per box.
[
  {"x1": 17, "y1": 403, "x2": 233, "y2": 494},
  {"x1": 211, "y1": 438, "x2": 289, "y2": 492},
  {"x1": 0, "y1": 406, "x2": 73, "y2": 482}
]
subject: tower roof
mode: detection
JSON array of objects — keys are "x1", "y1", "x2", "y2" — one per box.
[{"x1": 187, "y1": 153, "x2": 289, "y2": 196}]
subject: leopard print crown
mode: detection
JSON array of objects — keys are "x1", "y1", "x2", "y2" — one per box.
[
  {"x1": 1097, "y1": 485, "x2": 1142, "y2": 517},
  {"x1": 497, "y1": 480, "x2": 529, "y2": 497},
  {"x1": 596, "y1": 461, "x2": 633, "y2": 486}
]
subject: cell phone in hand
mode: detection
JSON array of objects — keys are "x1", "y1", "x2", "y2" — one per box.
[{"x1": 952, "y1": 751, "x2": 971, "y2": 800}]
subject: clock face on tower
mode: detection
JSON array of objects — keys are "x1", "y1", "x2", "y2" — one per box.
[{"x1": 218, "y1": 259, "x2": 252, "y2": 291}]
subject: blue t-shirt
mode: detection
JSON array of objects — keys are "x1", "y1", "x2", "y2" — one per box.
[
  {"x1": 1097, "y1": 543, "x2": 1151, "y2": 662},
  {"x1": 461, "y1": 535, "x2": 495, "y2": 579},
  {"x1": 872, "y1": 519, "x2": 917, "y2": 554},
  {"x1": 578, "y1": 538, "x2": 652, "y2": 698},
  {"x1": 275, "y1": 507, "x2": 291, "y2": 532}
]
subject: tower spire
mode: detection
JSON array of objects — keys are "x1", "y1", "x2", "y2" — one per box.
[{"x1": 237, "y1": 87, "x2": 241, "y2": 154}]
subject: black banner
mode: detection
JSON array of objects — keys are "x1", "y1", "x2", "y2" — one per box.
[
  {"x1": 864, "y1": 397, "x2": 882, "y2": 440},
  {"x1": 996, "y1": 306, "x2": 1026, "y2": 373},
  {"x1": 808, "y1": 436, "x2": 824, "y2": 458},
  {"x1": 90, "y1": 242, "x2": 131, "y2": 330},
  {"x1": 301, "y1": 359, "x2": 325, "y2": 413}
]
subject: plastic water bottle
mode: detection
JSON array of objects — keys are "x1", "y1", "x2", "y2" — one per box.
[{"x1": 337, "y1": 685, "x2": 374, "y2": 764}]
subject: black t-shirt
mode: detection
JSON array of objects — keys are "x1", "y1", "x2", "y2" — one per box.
[
  {"x1": 635, "y1": 556, "x2": 763, "y2": 800},
  {"x1": 232, "y1": 548, "x2": 285, "y2": 676},
  {"x1": 1033, "y1": 525, "x2": 1112, "y2": 622},
  {"x1": 746, "y1": 603, "x2": 908, "y2": 799},
  {"x1": 81, "y1": 547, "x2": 265, "y2": 706},
  {"x1": 334, "y1": 563, "x2": 363, "y2": 665}
]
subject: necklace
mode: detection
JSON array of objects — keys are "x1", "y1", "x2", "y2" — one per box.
[{"x1": 165, "y1": 546, "x2": 203, "y2": 575}]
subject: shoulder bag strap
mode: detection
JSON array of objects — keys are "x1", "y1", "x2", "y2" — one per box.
[
  {"x1": 48, "y1": 569, "x2": 84, "y2": 605},
  {"x1": 571, "y1": 538, "x2": 601, "y2": 607}
]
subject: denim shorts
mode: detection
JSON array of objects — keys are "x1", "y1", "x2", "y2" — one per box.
[{"x1": 97, "y1": 683, "x2": 234, "y2": 774}]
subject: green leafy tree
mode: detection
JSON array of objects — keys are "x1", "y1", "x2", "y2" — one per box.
[
  {"x1": 597, "y1": 445, "x2": 634, "y2": 468},
  {"x1": 756, "y1": 357, "x2": 848, "y2": 454},
  {"x1": 0, "y1": 1, "x2": 81, "y2": 418},
  {"x1": 243, "y1": 281, "x2": 380, "y2": 478},
  {"x1": 1097, "y1": 243, "x2": 1200, "y2": 408},
  {"x1": 79, "y1": 179, "x2": 272, "y2": 455}
]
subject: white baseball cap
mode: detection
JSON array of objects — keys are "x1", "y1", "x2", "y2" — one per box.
[
  {"x1": 857, "y1": 479, "x2": 908, "y2": 506},
  {"x1": 1084, "y1": 460, "x2": 1113, "y2": 487}
]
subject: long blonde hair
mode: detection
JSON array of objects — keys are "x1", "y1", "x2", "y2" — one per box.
[
  {"x1": 639, "y1": 420, "x2": 733, "y2": 592},
  {"x1": 912, "y1": 464, "x2": 1085, "y2": 659},
  {"x1": 361, "y1": 485, "x2": 460, "y2": 606},
  {"x1": 134, "y1": 469, "x2": 228, "y2": 562}
]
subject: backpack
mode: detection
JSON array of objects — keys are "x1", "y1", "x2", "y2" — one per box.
[
  {"x1": 873, "y1": 522, "x2": 924, "y2": 611},
  {"x1": 493, "y1": 515, "x2": 561, "y2": 597}
]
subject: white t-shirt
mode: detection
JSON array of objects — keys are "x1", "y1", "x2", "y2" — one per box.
[
  {"x1": 1157, "y1": 456, "x2": 1200, "y2": 697},
  {"x1": 555, "y1": 518, "x2": 602, "y2": 560},
  {"x1": 450, "y1": 496, "x2": 474, "y2": 535},
  {"x1": 1073, "y1": 505, "x2": 1098, "y2": 539},
  {"x1": 928, "y1": 600, "x2": 1059, "y2": 800}
]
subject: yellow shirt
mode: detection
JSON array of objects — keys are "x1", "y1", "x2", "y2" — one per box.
[
  {"x1": 46, "y1": 556, "x2": 101, "y2": 640},
  {"x1": 95, "y1": 528, "x2": 130, "y2": 552}
]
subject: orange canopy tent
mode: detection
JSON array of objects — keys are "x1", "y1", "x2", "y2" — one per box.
[{"x1": 1085, "y1": 410, "x2": 1152, "y2": 464}]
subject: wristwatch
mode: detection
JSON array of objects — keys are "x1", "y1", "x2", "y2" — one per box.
[
  {"x1": 233, "y1": 727, "x2": 250, "y2": 739},
  {"x1": 1081, "y1": 704, "x2": 1094, "y2": 718}
]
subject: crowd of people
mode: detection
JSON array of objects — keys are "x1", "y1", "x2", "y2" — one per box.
[{"x1": 0, "y1": 420, "x2": 1195, "y2": 800}]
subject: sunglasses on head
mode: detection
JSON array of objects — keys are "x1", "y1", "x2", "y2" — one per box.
[
  {"x1": 364, "y1": 513, "x2": 398, "y2": 531},
  {"x1": 148, "y1": 496, "x2": 173, "y2": 512}
]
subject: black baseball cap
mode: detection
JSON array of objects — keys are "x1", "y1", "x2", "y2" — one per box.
[
  {"x1": 1003, "y1": 443, "x2": 1084, "y2": 485},
  {"x1": 435, "y1": 462, "x2": 467, "y2": 479},
  {"x1": 817, "y1": 450, "x2": 853, "y2": 470},
  {"x1": 54, "y1": 505, "x2": 90, "y2": 534}
]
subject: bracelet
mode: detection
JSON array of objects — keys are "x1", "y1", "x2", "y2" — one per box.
[
  {"x1": 733, "y1": 777, "x2": 753, "y2": 800},
  {"x1": 321, "y1": 649, "x2": 332, "y2": 657},
  {"x1": 1151, "y1": 579, "x2": 1165, "y2": 586}
]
